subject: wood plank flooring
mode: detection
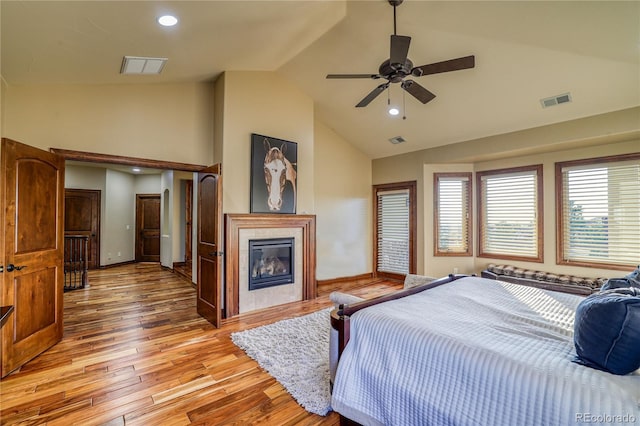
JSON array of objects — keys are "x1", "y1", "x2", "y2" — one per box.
[{"x1": 0, "y1": 263, "x2": 402, "y2": 425}]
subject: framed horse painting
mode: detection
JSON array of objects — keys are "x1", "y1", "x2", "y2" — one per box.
[{"x1": 250, "y1": 133, "x2": 297, "y2": 214}]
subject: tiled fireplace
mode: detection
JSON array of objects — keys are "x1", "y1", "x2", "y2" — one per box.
[{"x1": 225, "y1": 214, "x2": 316, "y2": 316}]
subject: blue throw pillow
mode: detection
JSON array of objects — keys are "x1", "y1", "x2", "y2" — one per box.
[
  {"x1": 601, "y1": 265, "x2": 640, "y2": 291},
  {"x1": 573, "y1": 287, "x2": 640, "y2": 375}
]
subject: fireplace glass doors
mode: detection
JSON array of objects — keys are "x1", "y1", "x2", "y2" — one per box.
[{"x1": 248, "y1": 238, "x2": 294, "y2": 290}]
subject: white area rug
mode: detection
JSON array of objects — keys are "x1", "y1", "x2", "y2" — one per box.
[{"x1": 231, "y1": 308, "x2": 332, "y2": 416}]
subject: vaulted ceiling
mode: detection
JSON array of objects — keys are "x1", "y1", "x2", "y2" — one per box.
[{"x1": 2, "y1": 1, "x2": 638, "y2": 159}]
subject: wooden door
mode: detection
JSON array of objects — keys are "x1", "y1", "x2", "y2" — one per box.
[
  {"x1": 64, "y1": 189, "x2": 100, "y2": 269},
  {"x1": 135, "y1": 194, "x2": 160, "y2": 262},
  {"x1": 185, "y1": 179, "x2": 193, "y2": 264},
  {"x1": 1, "y1": 138, "x2": 65, "y2": 377},
  {"x1": 197, "y1": 166, "x2": 222, "y2": 328}
]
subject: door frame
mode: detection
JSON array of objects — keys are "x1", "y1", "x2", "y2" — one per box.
[
  {"x1": 185, "y1": 179, "x2": 193, "y2": 264},
  {"x1": 52, "y1": 148, "x2": 206, "y2": 267},
  {"x1": 50, "y1": 148, "x2": 206, "y2": 172}
]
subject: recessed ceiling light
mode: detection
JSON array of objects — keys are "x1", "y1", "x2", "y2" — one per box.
[
  {"x1": 388, "y1": 107, "x2": 400, "y2": 116},
  {"x1": 158, "y1": 15, "x2": 178, "y2": 27},
  {"x1": 132, "y1": 168, "x2": 141, "y2": 173}
]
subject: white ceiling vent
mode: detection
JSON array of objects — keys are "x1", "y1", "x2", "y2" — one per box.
[
  {"x1": 540, "y1": 92, "x2": 572, "y2": 108},
  {"x1": 120, "y1": 56, "x2": 167, "y2": 75},
  {"x1": 389, "y1": 136, "x2": 406, "y2": 145}
]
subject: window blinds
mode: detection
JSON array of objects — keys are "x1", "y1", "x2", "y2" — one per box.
[
  {"x1": 436, "y1": 175, "x2": 471, "y2": 254},
  {"x1": 377, "y1": 189, "x2": 410, "y2": 274},
  {"x1": 480, "y1": 169, "x2": 539, "y2": 258},
  {"x1": 561, "y1": 160, "x2": 640, "y2": 266}
]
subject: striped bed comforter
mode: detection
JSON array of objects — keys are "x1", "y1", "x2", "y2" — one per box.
[{"x1": 331, "y1": 276, "x2": 640, "y2": 425}]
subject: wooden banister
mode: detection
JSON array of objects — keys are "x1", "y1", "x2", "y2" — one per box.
[{"x1": 64, "y1": 236, "x2": 89, "y2": 291}]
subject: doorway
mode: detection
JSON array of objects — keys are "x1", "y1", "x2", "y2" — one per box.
[
  {"x1": 373, "y1": 181, "x2": 417, "y2": 280},
  {"x1": 64, "y1": 189, "x2": 100, "y2": 269},
  {"x1": 174, "y1": 179, "x2": 194, "y2": 281}
]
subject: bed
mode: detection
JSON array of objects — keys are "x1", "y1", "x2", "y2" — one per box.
[{"x1": 329, "y1": 275, "x2": 640, "y2": 426}]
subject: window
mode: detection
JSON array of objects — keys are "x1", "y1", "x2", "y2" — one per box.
[
  {"x1": 477, "y1": 165, "x2": 543, "y2": 262},
  {"x1": 374, "y1": 181, "x2": 416, "y2": 279},
  {"x1": 557, "y1": 153, "x2": 640, "y2": 270},
  {"x1": 434, "y1": 173, "x2": 472, "y2": 256}
]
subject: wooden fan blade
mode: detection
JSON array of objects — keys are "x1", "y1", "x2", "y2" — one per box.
[
  {"x1": 411, "y1": 55, "x2": 475, "y2": 77},
  {"x1": 326, "y1": 74, "x2": 380, "y2": 79},
  {"x1": 401, "y1": 80, "x2": 436, "y2": 104},
  {"x1": 356, "y1": 83, "x2": 389, "y2": 107},
  {"x1": 390, "y1": 35, "x2": 411, "y2": 68}
]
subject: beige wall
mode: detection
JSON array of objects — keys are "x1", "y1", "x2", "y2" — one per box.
[
  {"x1": 373, "y1": 108, "x2": 640, "y2": 279},
  {"x1": 104, "y1": 169, "x2": 136, "y2": 266},
  {"x1": 3, "y1": 83, "x2": 214, "y2": 165},
  {"x1": 65, "y1": 164, "x2": 108, "y2": 191},
  {"x1": 160, "y1": 171, "x2": 171, "y2": 268},
  {"x1": 314, "y1": 120, "x2": 372, "y2": 280},
  {"x1": 133, "y1": 174, "x2": 162, "y2": 194},
  {"x1": 213, "y1": 75, "x2": 225, "y2": 165},
  {"x1": 406, "y1": 107, "x2": 640, "y2": 165},
  {"x1": 217, "y1": 71, "x2": 314, "y2": 214}
]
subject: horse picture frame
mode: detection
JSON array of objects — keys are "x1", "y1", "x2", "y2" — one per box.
[{"x1": 250, "y1": 133, "x2": 297, "y2": 214}]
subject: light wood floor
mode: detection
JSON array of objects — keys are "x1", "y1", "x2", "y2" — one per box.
[{"x1": 0, "y1": 263, "x2": 402, "y2": 425}]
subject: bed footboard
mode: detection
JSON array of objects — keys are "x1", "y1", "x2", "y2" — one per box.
[{"x1": 330, "y1": 273, "x2": 467, "y2": 359}]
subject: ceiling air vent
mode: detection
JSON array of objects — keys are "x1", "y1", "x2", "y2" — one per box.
[
  {"x1": 389, "y1": 136, "x2": 406, "y2": 145},
  {"x1": 120, "y1": 56, "x2": 167, "y2": 75},
  {"x1": 540, "y1": 92, "x2": 572, "y2": 108}
]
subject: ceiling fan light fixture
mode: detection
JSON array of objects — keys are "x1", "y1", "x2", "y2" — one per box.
[
  {"x1": 388, "y1": 107, "x2": 400, "y2": 116},
  {"x1": 326, "y1": 1, "x2": 475, "y2": 109},
  {"x1": 158, "y1": 15, "x2": 178, "y2": 27}
]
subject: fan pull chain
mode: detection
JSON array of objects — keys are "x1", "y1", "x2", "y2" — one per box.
[{"x1": 403, "y1": 88, "x2": 406, "y2": 120}]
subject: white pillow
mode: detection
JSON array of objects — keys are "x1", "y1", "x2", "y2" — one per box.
[{"x1": 404, "y1": 274, "x2": 434, "y2": 289}]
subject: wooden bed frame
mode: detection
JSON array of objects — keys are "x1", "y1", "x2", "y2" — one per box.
[
  {"x1": 330, "y1": 274, "x2": 466, "y2": 368},
  {"x1": 329, "y1": 274, "x2": 466, "y2": 425}
]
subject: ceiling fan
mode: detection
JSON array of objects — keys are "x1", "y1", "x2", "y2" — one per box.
[{"x1": 326, "y1": 0, "x2": 475, "y2": 108}]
